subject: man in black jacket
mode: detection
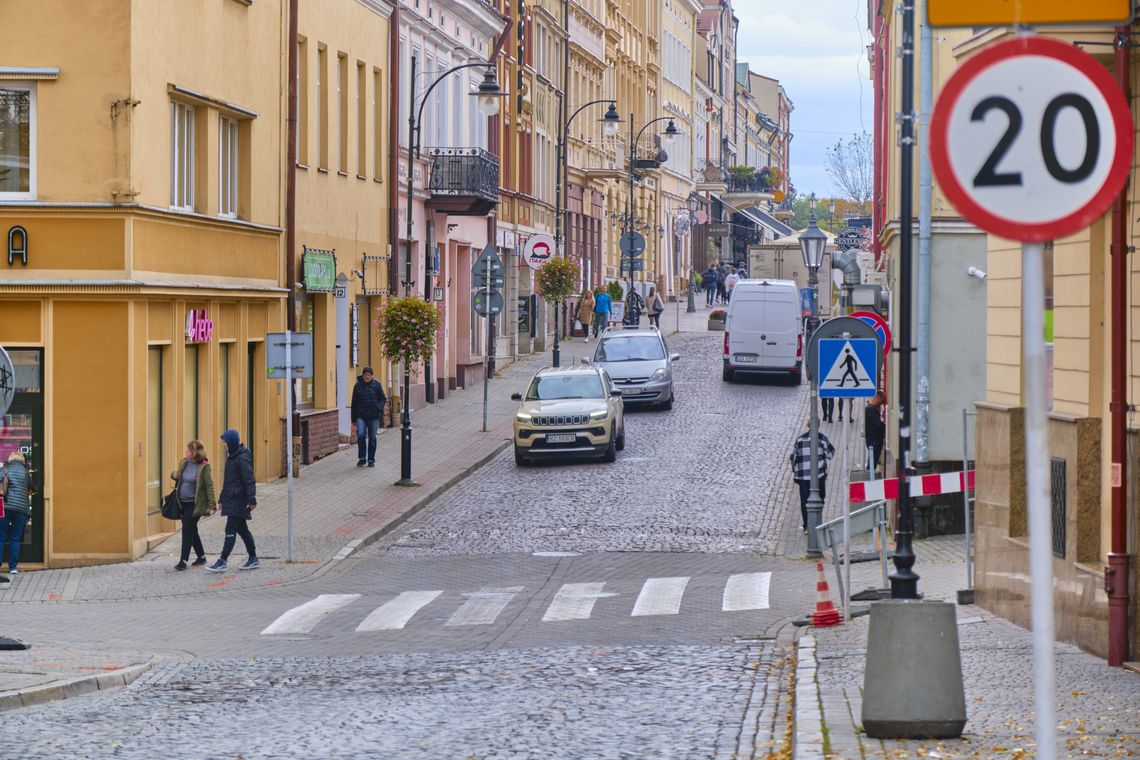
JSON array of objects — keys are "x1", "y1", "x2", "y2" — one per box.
[
  {"x1": 207, "y1": 429, "x2": 258, "y2": 572},
  {"x1": 351, "y1": 366, "x2": 387, "y2": 468},
  {"x1": 864, "y1": 392, "x2": 887, "y2": 475}
]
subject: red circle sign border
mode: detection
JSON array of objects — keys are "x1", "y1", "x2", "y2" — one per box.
[
  {"x1": 930, "y1": 36, "x2": 1134, "y2": 243},
  {"x1": 850, "y1": 310, "x2": 892, "y2": 356}
]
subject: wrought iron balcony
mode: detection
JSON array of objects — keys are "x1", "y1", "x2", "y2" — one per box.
[
  {"x1": 726, "y1": 173, "x2": 772, "y2": 194},
  {"x1": 695, "y1": 159, "x2": 728, "y2": 192},
  {"x1": 425, "y1": 147, "x2": 500, "y2": 216}
]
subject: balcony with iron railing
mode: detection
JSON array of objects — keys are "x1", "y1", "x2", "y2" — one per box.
[
  {"x1": 425, "y1": 147, "x2": 500, "y2": 216},
  {"x1": 695, "y1": 159, "x2": 728, "y2": 193}
]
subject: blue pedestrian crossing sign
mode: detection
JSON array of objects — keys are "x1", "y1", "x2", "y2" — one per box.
[{"x1": 817, "y1": 338, "x2": 878, "y2": 398}]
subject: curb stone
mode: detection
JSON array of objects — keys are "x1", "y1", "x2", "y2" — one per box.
[
  {"x1": 0, "y1": 660, "x2": 155, "y2": 713},
  {"x1": 793, "y1": 635, "x2": 827, "y2": 760}
]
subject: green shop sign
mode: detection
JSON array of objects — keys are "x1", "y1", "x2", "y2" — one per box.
[{"x1": 303, "y1": 249, "x2": 336, "y2": 292}]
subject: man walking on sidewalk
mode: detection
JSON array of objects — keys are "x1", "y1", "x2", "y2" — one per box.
[
  {"x1": 593, "y1": 287, "x2": 612, "y2": 338},
  {"x1": 207, "y1": 429, "x2": 259, "y2": 572},
  {"x1": 790, "y1": 427, "x2": 835, "y2": 532},
  {"x1": 350, "y1": 367, "x2": 387, "y2": 467}
]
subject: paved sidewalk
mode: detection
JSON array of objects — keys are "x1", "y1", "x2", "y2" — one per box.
[{"x1": 0, "y1": 647, "x2": 155, "y2": 713}]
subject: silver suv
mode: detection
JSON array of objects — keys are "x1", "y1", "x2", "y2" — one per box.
[{"x1": 591, "y1": 326, "x2": 679, "y2": 410}]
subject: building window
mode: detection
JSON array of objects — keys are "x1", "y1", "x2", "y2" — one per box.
[
  {"x1": 373, "y1": 68, "x2": 384, "y2": 178},
  {"x1": 317, "y1": 45, "x2": 327, "y2": 169},
  {"x1": 357, "y1": 60, "x2": 367, "y2": 177},
  {"x1": 219, "y1": 117, "x2": 238, "y2": 217},
  {"x1": 147, "y1": 346, "x2": 166, "y2": 516},
  {"x1": 184, "y1": 345, "x2": 200, "y2": 440},
  {"x1": 0, "y1": 85, "x2": 34, "y2": 199},
  {"x1": 297, "y1": 37, "x2": 309, "y2": 165},
  {"x1": 220, "y1": 342, "x2": 233, "y2": 433},
  {"x1": 171, "y1": 101, "x2": 195, "y2": 210},
  {"x1": 338, "y1": 53, "x2": 348, "y2": 173}
]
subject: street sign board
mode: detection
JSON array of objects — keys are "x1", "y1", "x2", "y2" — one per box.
[
  {"x1": 849, "y1": 310, "x2": 892, "y2": 357},
  {"x1": 931, "y1": 37, "x2": 1133, "y2": 242},
  {"x1": 707, "y1": 222, "x2": 731, "y2": 237},
  {"x1": 476, "y1": 243, "x2": 500, "y2": 266},
  {"x1": 0, "y1": 347, "x2": 14, "y2": 417},
  {"x1": 817, "y1": 338, "x2": 879, "y2": 399},
  {"x1": 621, "y1": 259, "x2": 645, "y2": 273},
  {"x1": 928, "y1": 0, "x2": 1131, "y2": 28},
  {"x1": 474, "y1": 274, "x2": 505, "y2": 290},
  {"x1": 836, "y1": 227, "x2": 866, "y2": 251},
  {"x1": 806, "y1": 316, "x2": 882, "y2": 382},
  {"x1": 523, "y1": 234, "x2": 556, "y2": 270},
  {"x1": 619, "y1": 231, "x2": 646, "y2": 255},
  {"x1": 266, "y1": 332, "x2": 313, "y2": 379},
  {"x1": 473, "y1": 290, "x2": 504, "y2": 317}
]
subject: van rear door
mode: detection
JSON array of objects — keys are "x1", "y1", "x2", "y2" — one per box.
[
  {"x1": 761, "y1": 294, "x2": 800, "y2": 370},
  {"x1": 726, "y1": 298, "x2": 766, "y2": 366}
]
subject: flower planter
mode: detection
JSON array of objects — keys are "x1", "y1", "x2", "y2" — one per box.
[{"x1": 707, "y1": 317, "x2": 726, "y2": 331}]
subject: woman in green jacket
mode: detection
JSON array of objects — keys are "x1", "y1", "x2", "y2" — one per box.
[{"x1": 170, "y1": 440, "x2": 217, "y2": 571}]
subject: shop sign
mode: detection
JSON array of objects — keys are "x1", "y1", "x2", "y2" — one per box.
[
  {"x1": 7, "y1": 226, "x2": 27, "y2": 266},
  {"x1": 303, "y1": 250, "x2": 336, "y2": 292},
  {"x1": 350, "y1": 304, "x2": 359, "y2": 367},
  {"x1": 185, "y1": 309, "x2": 214, "y2": 343}
]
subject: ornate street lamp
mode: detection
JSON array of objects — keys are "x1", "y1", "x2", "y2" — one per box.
[
  {"x1": 686, "y1": 193, "x2": 699, "y2": 313},
  {"x1": 626, "y1": 116, "x2": 682, "y2": 315},
  {"x1": 799, "y1": 194, "x2": 828, "y2": 553}
]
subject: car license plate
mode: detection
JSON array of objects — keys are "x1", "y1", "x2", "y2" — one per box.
[
  {"x1": 546, "y1": 433, "x2": 576, "y2": 443},
  {"x1": 736, "y1": 355, "x2": 758, "y2": 363},
  {"x1": 621, "y1": 388, "x2": 639, "y2": 395}
]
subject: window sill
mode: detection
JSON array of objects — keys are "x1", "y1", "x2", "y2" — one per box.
[
  {"x1": 357, "y1": 174, "x2": 368, "y2": 181},
  {"x1": 374, "y1": 178, "x2": 384, "y2": 184},
  {"x1": 317, "y1": 167, "x2": 330, "y2": 174},
  {"x1": 338, "y1": 170, "x2": 349, "y2": 177},
  {"x1": 1074, "y1": 560, "x2": 1106, "y2": 579},
  {"x1": 0, "y1": 194, "x2": 37, "y2": 203},
  {"x1": 297, "y1": 163, "x2": 310, "y2": 170}
]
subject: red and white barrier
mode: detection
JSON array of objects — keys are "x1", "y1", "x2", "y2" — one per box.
[{"x1": 848, "y1": 470, "x2": 975, "y2": 503}]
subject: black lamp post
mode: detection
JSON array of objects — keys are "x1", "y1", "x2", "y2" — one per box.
[
  {"x1": 551, "y1": 101, "x2": 620, "y2": 367},
  {"x1": 400, "y1": 56, "x2": 505, "y2": 484},
  {"x1": 626, "y1": 116, "x2": 679, "y2": 311},
  {"x1": 685, "y1": 193, "x2": 699, "y2": 313},
  {"x1": 799, "y1": 194, "x2": 828, "y2": 553}
]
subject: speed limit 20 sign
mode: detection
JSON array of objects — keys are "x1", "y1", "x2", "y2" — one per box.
[{"x1": 931, "y1": 37, "x2": 1133, "y2": 242}]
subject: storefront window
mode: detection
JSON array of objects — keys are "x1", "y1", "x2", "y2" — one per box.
[
  {"x1": 297, "y1": 296, "x2": 315, "y2": 409},
  {"x1": 184, "y1": 345, "x2": 199, "y2": 440},
  {"x1": 220, "y1": 342, "x2": 232, "y2": 433},
  {"x1": 147, "y1": 347, "x2": 165, "y2": 515}
]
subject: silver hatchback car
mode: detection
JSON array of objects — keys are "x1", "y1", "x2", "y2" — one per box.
[{"x1": 590, "y1": 326, "x2": 679, "y2": 410}]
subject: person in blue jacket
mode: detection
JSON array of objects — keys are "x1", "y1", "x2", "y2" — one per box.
[
  {"x1": 207, "y1": 430, "x2": 259, "y2": 572},
  {"x1": 0, "y1": 451, "x2": 32, "y2": 574},
  {"x1": 593, "y1": 288, "x2": 612, "y2": 339},
  {"x1": 350, "y1": 367, "x2": 387, "y2": 468}
]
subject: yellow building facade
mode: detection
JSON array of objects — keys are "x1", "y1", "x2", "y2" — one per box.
[{"x1": 0, "y1": 0, "x2": 288, "y2": 566}]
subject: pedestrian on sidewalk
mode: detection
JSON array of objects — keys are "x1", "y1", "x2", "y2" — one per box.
[
  {"x1": 350, "y1": 367, "x2": 387, "y2": 468},
  {"x1": 577, "y1": 289, "x2": 594, "y2": 342},
  {"x1": 702, "y1": 265, "x2": 718, "y2": 307},
  {"x1": 724, "y1": 267, "x2": 740, "y2": 301},
  {"x1": 790, "y1": 428, "x2": 835, "y2": 532},
  {"x1": 646, "y1": 286, "x2": 665, "y2": 327},
  {"x1": 626, "y1": 288, "x2": 645, "y2": 326},
  {"x1": 0, "y1": 451, "x2": 32, "y2": 574},
  {"x1": 207, "y1": 430, "x2": 259, "y2": 572},
  {"x1": 864, "y1": 392, "x2": 886, "y2": 474},
  {"x1": 593, "y1": 287, "x2": 612, "y2": 338},
  {"x1": 715, "y1": 266, "x2": 728, "y2": 304},
  {"x1": 821, "y1": 397, "x2": 834, "y2": 423},
  {"x1": 170, "y1": 440, "x2": 216, "y2": 571},
  {"x1": 837, "y1": 398, "x2": 852, "y2": 423}
]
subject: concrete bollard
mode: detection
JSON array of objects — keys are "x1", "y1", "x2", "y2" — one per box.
[{"x1": 861, "y1": 599, "x2": 967, "y2": 739}]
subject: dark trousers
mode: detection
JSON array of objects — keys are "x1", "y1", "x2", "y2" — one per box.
[
  {"x1": 868, "y1": 442, "x2": 883, "y2": 472},
  {"x1": 797, "y1": 477, "x2": 827, "y2": 530},
  {"x1": 821, "y1": 398, "x2": 834, "y2": 421},
  {"x1": 220, "y1": 514, "x2": 256, "y2": 561},
  {"x1": 648, "y1": 312, "x2": 661, "y2": 327},
  {"x1": 180, "y1": 500, "x2": 205, "y2": 562},
  {"x1": 0, "y1": 511, "x2": 28, "y2": 571},
  {"x1": 593, "y1": 314, "x2": 607, "y2": 337},
  {"x1": 716, "y1": 285, "x2": 726, "y2": 303}
]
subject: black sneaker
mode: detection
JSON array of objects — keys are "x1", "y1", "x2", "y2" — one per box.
[
  {"x1": 368, "y1": 461, "x2": 375, "y2": 467},
  {"x1": 239, "y1": 557, "x2": 260, "y2": 570},
  {"x1": 174, "y1": 561, "x2": 187, "y2": 571},
  {"x1": 192, "y1": 556, "x2": 208, "y2": 567},
  {"x1": 357, "y1": 459, "x2": 366, "y2": 467}
]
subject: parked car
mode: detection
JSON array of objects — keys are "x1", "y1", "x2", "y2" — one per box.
[
  {"x1": 590, "y1": 326, "x2": 679, "y2": 410},
  {"x1": 722, "y1": 279, "x2": 803, "y2": 384},
  {"x1": 511, "y1": 365, "x2": 625, "y2": 466}
]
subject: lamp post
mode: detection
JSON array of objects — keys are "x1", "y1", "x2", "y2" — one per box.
[
  {"x1": 401, "y1": 56, "x2": 505, "y2": 484},
  {"x1": 551, "y1": 101, "x2": 620, "y2": 367},
  {"x1": 799, "y1": 194, "x2": 828, "y2": 554},
  {"x1": 627, "y1": 116, "x2": 679, "y2": 313},
  {"x1": 685, "y1": 193, "x2": 699, "y2": 313}
]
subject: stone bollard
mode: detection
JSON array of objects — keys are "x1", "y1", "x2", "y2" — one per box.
[{"x1": 861, "y1": 600, "x2": 967, "y2": 738}]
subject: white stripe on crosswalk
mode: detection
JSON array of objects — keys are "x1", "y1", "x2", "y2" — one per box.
[
  {"x1": 445, "y1": 587, "x2": 523, "y2": 627},
  {"x1": 722, "y1": 572, "x2": 771, "y2": 611},
  {"x1": 542, "y1": 582, "x2": 619, "y2": 622},
  {"x1": 261, "y1": 594, "x2": 361, "y2": 635},
  {"x1": 631, "y1": 577, "x2": 690, "y2": 617},
  {"x1": 355, "y1": 590, "x2": 442, "y2": 632}
]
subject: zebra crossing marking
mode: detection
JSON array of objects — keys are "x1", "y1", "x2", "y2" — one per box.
[
  {"x1": 722, "y1": 573, "x2": 771, "y2": 611},
  {"x1": 631, "y1": 577, "x2": 690, "y2": 617},
  {"x1": 354, "y1": 590, "x2": 443, "y2": 632},
  {"x1": 261, "y1": 593, "x2": 361, "y2": 635},
  {"x1": 541, "y1": 582, "x2": 620, "y2": 622},
  {"x1": 445, "y1": 587, "x2": 523, "y2": 627}
]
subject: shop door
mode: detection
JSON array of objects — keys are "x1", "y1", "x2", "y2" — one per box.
[{"x1": 0, "y1": 349, "x2": 44, "y2": 564}]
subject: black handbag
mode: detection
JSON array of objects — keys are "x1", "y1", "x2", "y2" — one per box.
[{"x1": 161, "y1": 489, "x2": 182, "y2": 520}]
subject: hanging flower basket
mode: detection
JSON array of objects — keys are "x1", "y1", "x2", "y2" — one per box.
[
  {"x1": 375, "y1": 296, "x2": 441, "y2": 369},
  {"x1": 535, "y1": 257, "x2": 581, "y2": 304}
]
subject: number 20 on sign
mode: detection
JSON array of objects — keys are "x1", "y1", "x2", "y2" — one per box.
[{"x1": 931, "y1": 36, "x2": 1133, "y2": 242}]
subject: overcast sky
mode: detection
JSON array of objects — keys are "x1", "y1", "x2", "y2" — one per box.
[{"x1": 736, "y1": 0, "x2": 874, "y2": 198}]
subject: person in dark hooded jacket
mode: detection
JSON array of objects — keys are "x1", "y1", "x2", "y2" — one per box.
[
  {"x1": 350, "y1": 366, "x2": 387, "y2": 467},
  {"x1": 206, "y1": 429, "x2": 259, "y2": 572}
]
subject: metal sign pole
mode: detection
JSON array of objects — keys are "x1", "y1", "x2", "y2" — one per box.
[
  {"x1": 1022, "y1": 241, "x2": 1057, "y2": 759},
  {"x1": 963, "y1": 408, "x2": 974, "y2": 590},
  {"x1": 482, "y1": 270, "x2": 491, "y2": 433},
  {"x1": 285, "y1": 329, "x2": 295, "y2": 563},
  {"x1": 843, "y1": 415, "x2": 851, "y2": 621}
]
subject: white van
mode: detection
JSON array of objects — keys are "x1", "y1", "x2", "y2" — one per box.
[{"x1": 722, "y1": 279, "x2": 803, "y2": 384}]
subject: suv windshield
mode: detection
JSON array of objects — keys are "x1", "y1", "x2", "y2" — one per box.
[
  {"x1": 526, "y1": 374, "x2": 605, "y2": 400},
  {"x1": 594, "y1": 335, "x2": 666, "y2": 362}
]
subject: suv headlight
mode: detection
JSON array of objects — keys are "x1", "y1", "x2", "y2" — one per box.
[
  {"x1": 516, "y1": 412, "x2": 532, "y2": 422},
  {"x1": 589, "y1": 409, "x2": 609, "y2": 421},
  {"x1": 651, "y1": 368, "x2": 668, "y2": 381}
]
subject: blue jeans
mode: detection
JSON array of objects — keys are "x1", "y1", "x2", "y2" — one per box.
[
  {"x1": 593, "y1": 314, "x2": 608, "y2": 337},
  {"x1": 705, "y1": 287, "x2": 715, "y2": 306},
  {"x1": 0, "y1": 511, "x2": 28, "y2": 571},
  {"x1": 356, "y1": 417, "x2": 379, "y2": 463}
]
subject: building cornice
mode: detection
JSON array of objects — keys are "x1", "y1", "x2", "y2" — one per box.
[
  {"x1": 356, "y1": 0, "x2": 395, "y2": 18},
  {"x1": 0, "y1": 280, "x2": 287, "y2": 297},
  {"x1": 0, "y1": 202, "x2": 284, "y2": 234}
]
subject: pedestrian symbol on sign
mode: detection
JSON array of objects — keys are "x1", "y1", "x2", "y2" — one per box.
[{"x1": 818, "y1": 338, "x2": 877, "y2": 398}]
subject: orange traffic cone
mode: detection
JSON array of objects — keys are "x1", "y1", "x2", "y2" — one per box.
[{"x1": 812, "y1": 561, "x2": 842, "y2": 627}]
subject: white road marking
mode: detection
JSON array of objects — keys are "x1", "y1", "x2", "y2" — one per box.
[
  {"x1": 261, "y1": 594, "x2": 361, "y2": 635},
  {"x1": 355, "y1": 590, "x2": 443, "y2": 632},
  {"x1": 722, "y1": 572, "x2": 771, "y2": 611},
  {"x1": 631, "y1": 577, "x2": 690, "y2": 617},
  {"x1": 542, "y1": 582, "x2": 619, "y2": 622},
  {"x1": 445, "y1": 587, "x2": 524, "y2": 627}
]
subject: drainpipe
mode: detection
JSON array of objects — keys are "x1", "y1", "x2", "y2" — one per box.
[
  {"x1": 388, "y1": 6, "x2": 401, "y2": 296},
  {"x1": 1108, "y1": 25, "x2": 1132, "y2": 668},
  {"x1": 872, "y1": 11, "x2": 885, "y2": 260},
  {"x1": 285, "y1": 0, "x2": 298, "y2": 332},
  {"x1": 915, "y1": 4, "x2": 933, "y2": 465}
]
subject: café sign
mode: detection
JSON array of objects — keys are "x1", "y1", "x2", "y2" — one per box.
[{"x1": 186, "y1": 309, "x2": 214, "y2": 343}]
